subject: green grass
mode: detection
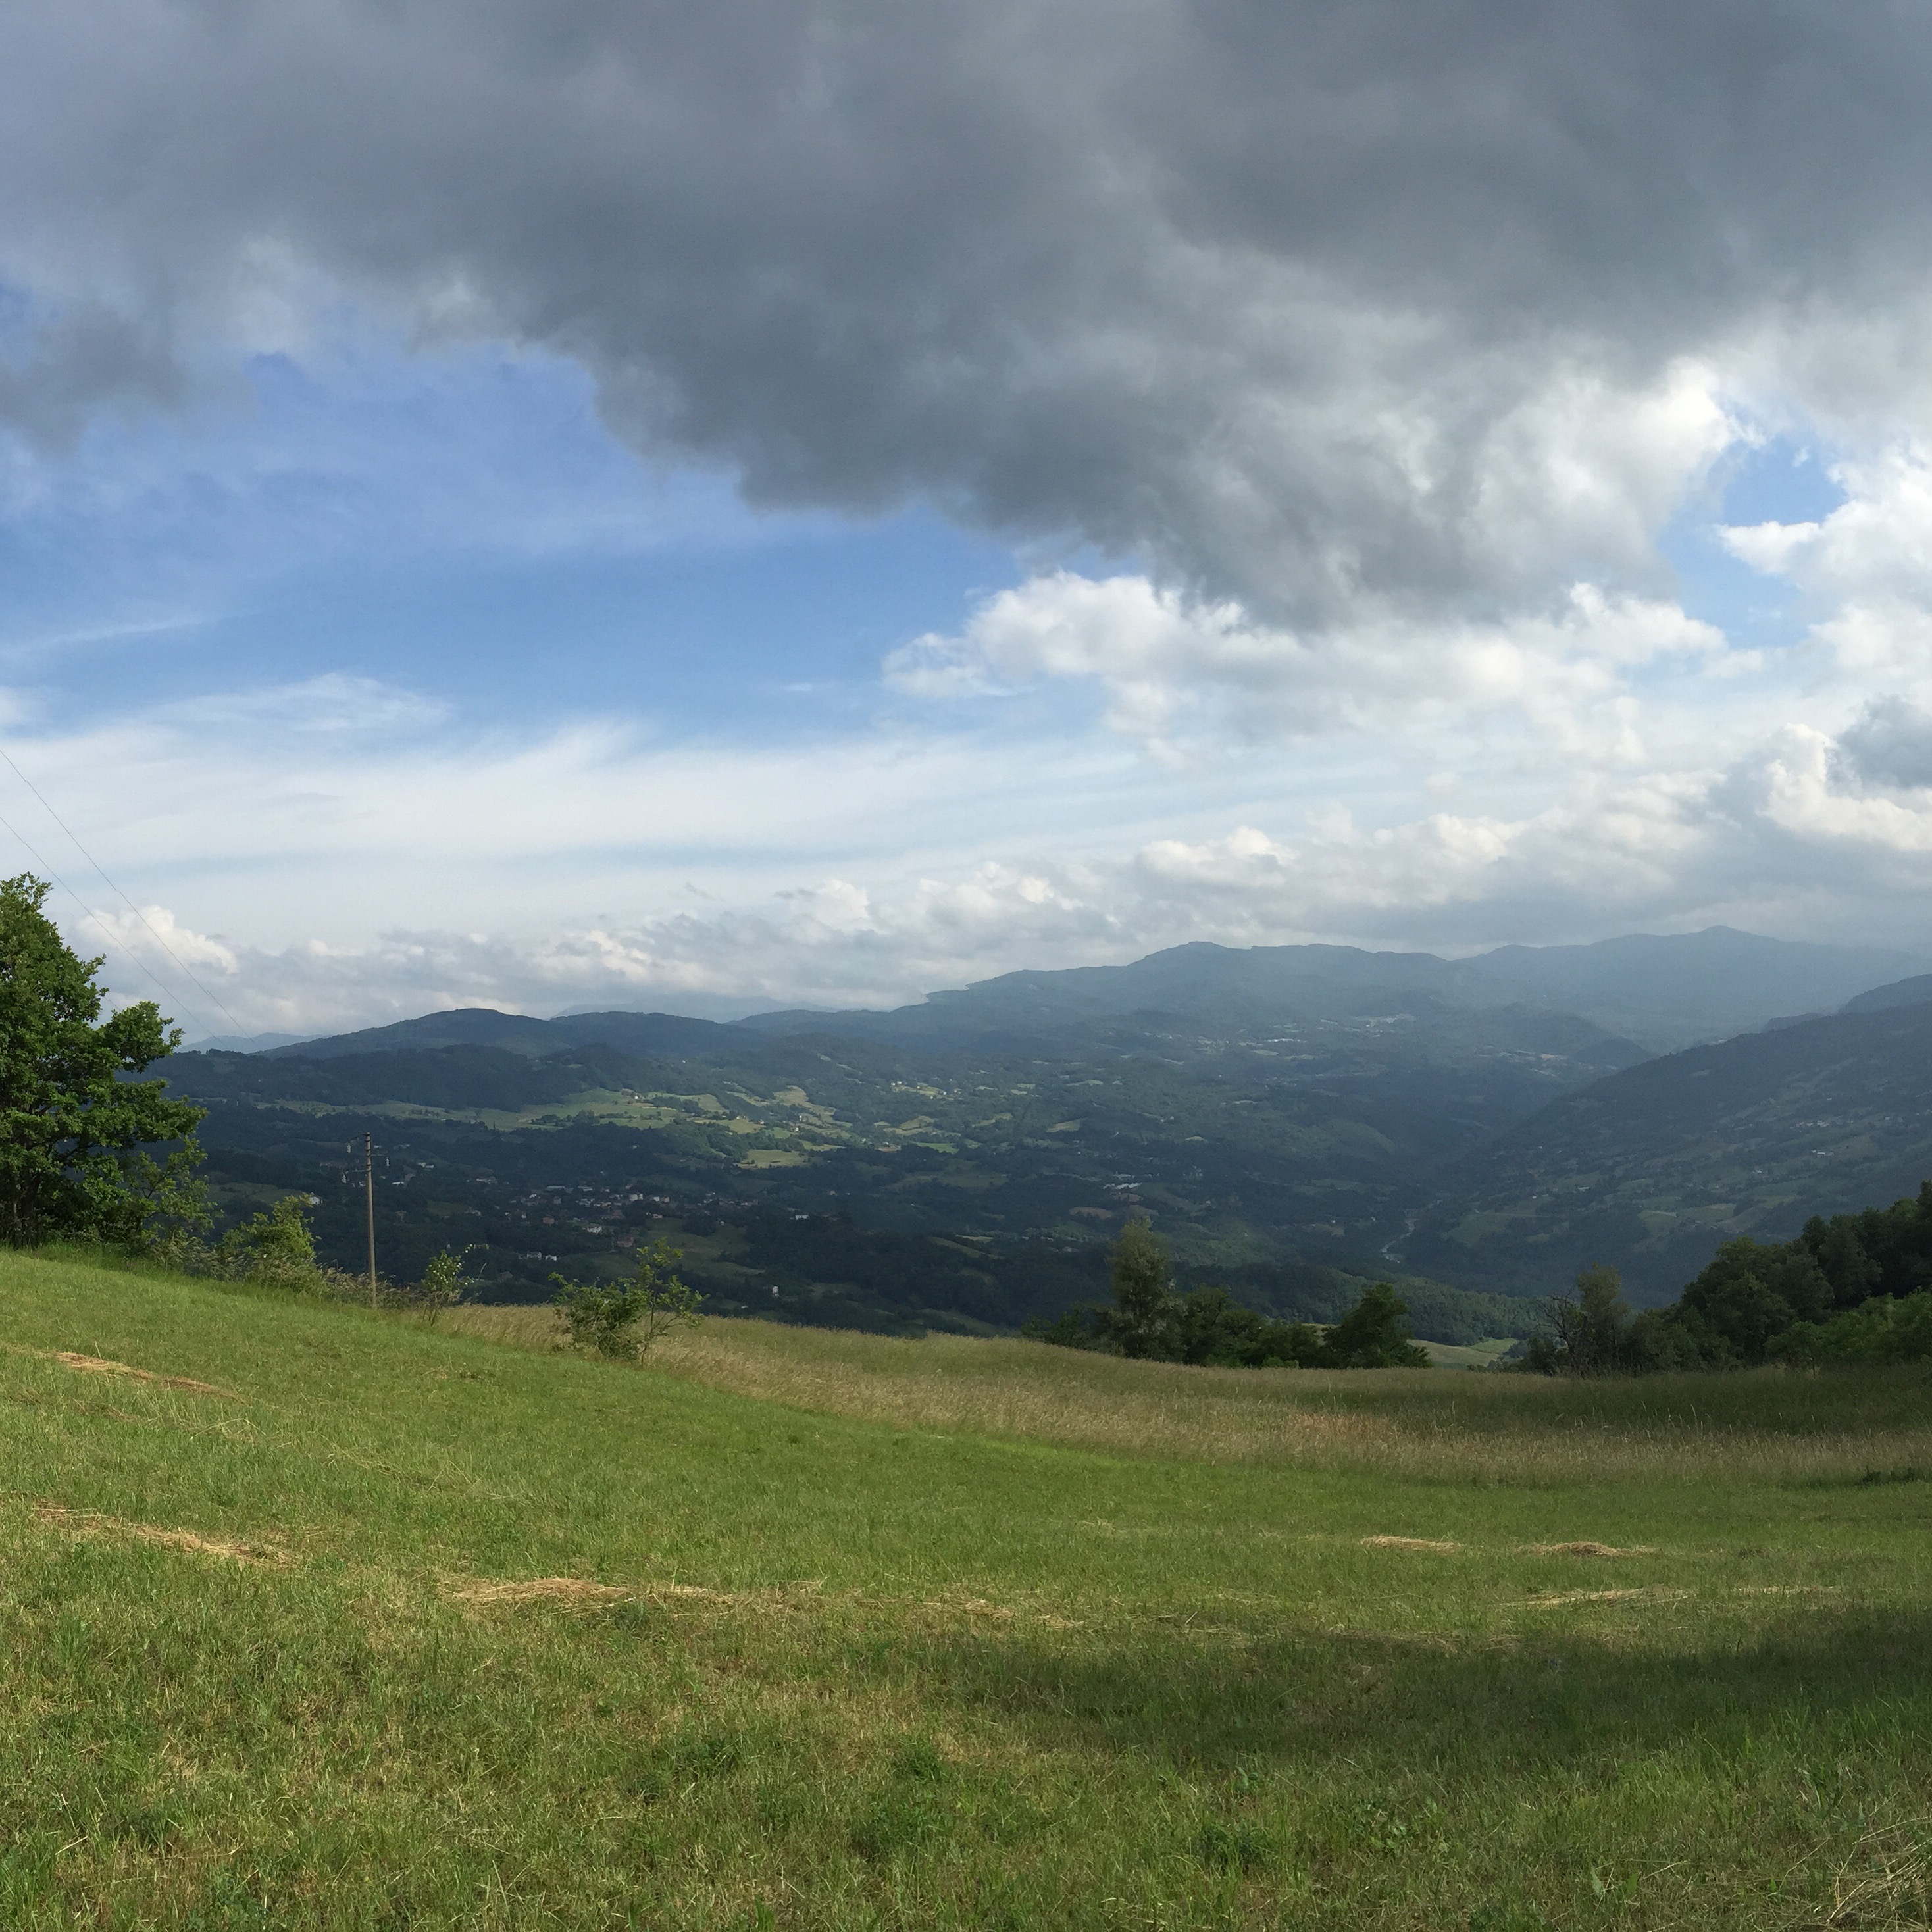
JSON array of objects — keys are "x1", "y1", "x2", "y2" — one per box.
[{"x1": 2, "y1": 1253, "x2": 1930, "y2": 1928}]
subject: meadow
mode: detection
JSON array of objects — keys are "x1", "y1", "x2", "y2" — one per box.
[{"x1": 0, "y1": 1251, "x2": 1927, "y2": 1929}]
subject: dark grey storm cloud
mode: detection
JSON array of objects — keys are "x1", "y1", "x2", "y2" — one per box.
[{"x1": 2, "y1": 1, "x2": 1930, "y2": 623}]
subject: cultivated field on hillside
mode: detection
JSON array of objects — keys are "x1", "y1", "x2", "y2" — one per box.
[{"x1": 1, "y1": 1254, "x2": 1927, "y2": 1929}]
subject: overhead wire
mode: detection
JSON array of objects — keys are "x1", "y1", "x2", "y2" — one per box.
[
  {"x1": 0, "y1": 784, "x2": 242, "y2": 1043},
  {"x1": 0, "y1": 743, "x2": 250, "y2": 1038}
]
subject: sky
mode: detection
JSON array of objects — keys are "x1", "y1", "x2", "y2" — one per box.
[{"x1": 5, "y1": 1, "x2": 1932, "y2": 1038}]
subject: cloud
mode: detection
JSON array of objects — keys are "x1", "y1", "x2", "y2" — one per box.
[
  {"x1": 66, "y1": 698, "x2": 1932, "y2": 1038},
  {"x1": 887, "y1": 568, "x2": 1731, "y2": 755},
  {"x1": 14, "y1": 5, "x2": 1932, "y2": 1015},
  {"x1": 1, "y1": 1, "x2": 1929, "y2": 632},
  {"x1": 1833, "y1": 695, "x2": 1932, "y2": 792}
]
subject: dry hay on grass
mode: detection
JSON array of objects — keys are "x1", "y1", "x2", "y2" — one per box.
[
  {"x1": 446, "y1": 1576, "x2": 633, "y2": 1608},
  {"x1": 32, "y1": 1502, "x2": 288, "y2": 1566},
  {"x1": 49, "y1": 1351, "x2": 235, "y2": 1398},
  {"x1": 1825, "y1": 1818, "x2": 1932, "y2": 1927},
  {"x1": 1523, "y1": 1586, "x2": 1690, "y2": 1607},
  {"x1": 1361, "y1": 1535, "x2": 1460, "y2": 1552},
  {"x1": 443, "y1": 1574, "x2": 764, "y2": 1612},
  {"x1": 1524, "y1": 1541, "x2": 1654, "y2": 1557}
]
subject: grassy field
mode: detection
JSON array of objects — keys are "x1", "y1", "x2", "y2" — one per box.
[{"x1": 1, "y1": 1255, "x2": 1929, "y2": 1929}]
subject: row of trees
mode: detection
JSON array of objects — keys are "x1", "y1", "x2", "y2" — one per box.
[
  {"x1": 1025, "y1": 1220, "x2": 1430, "y2": 1368},
  {"x1": 1527, "y1": 1183, "x2": 1932, "y2": 1374}
]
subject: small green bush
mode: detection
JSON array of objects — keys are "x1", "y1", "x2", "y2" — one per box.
[
  {"x1": 409, "y1": 1246, "x2": 477, "y2": 1323},
  {"x1": 552, "y1": 1237, "x2": 702, "y2": 1360}
]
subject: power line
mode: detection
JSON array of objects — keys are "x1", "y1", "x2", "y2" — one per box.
[
  {"x1": 0, "y1": 743, "x2": 249, "y2": 1038},
  {"x1": 0, "y1": 796, "x2": 234, "y2": 1040}
]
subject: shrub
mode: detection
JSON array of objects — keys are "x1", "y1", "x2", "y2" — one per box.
[
  {"x1": 410, "y1": 1246, "x2": 477, "y2": 1323},
  {"x1": 1314, "y1": 1283, "x2": 1429, "y2": 1369},
  {"x1": 217, "y1": 1196, "x2": 323, "y2": 1288},
  {"x1": 553, "y1": 1237, "x2": 702, "y2": 1361}
]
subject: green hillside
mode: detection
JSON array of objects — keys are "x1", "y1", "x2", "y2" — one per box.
[
  {"x1": 1408, "y1": 1001, "x2": 1932, "y2": 1302},
  {"x1": 1, "y1": 1250, "x2": 1928, "y2": 1927}
]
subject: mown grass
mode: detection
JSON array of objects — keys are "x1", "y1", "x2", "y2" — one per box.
[{"x1": 0, "y1": 1253, "x2": 1928, "y2": 1929}]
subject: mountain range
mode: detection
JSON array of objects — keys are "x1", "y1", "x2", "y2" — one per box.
[{"x1": 164, "y1": 927, "x2": 1932, "y2": 1333}]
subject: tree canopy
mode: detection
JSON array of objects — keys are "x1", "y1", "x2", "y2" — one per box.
[
  {"x1": 0, "y1": 874, "x2": 206, "y2": 1248},
  {"x1": 1525, "y1": 1180, "x2": 1932, "y2": 1373},
  {"x1": 1026, "y1": 1219, "x2": 1429, "y2": 1369}
]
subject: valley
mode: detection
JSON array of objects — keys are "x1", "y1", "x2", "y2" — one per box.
[{"x1": 168, "y1": 928, "x2": 1932, "y2": 1333}]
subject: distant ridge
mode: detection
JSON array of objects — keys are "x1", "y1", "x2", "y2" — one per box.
[
  {"x1": 1842, "y1": 972, "x2": 1932, "y2": 1015},
  {"x1": 186, "y1": 1031, "x2": 315, "y2": 1054},
  {"x1": 1408, "y1": 997, "x2": 1932, "y2": 1301},
  {"x1": 234, "y1": 929, "x2": 1929, "y2": 1066},
  {"x1": 264, "y1": 1007, "x2": 732, "y2": 1061},
  {"x1": 734, "y1": 929, "x2": 1925, "y2": 1056}
]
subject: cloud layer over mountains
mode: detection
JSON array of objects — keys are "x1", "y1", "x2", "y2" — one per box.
[{"x1": 6, "y1": 1, "x2": 1932, "y2": 1025}]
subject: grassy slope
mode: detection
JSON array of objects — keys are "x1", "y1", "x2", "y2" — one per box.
[{"x1": 0, "y1": 1257, "x2": 1928, "y2": 1930}]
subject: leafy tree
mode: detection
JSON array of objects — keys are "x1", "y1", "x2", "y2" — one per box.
[
  {"x1": 1105, "y1": 1218, "x2": 1175, "y2": 1358},
  {"x1": 1030, "y1": 1227, "x2": 1403, "y2": 1369},
  {"x1": 1808, "y1": 1217, "x2": 1877, "y2": 1309},
  {"x1": 0, "y1": 875, "x2": 207, "y2": 1249},
  {"x1": 1528, "y1": 1264, "x2": 1633, "y2": 1375},
  {"x1": 1315, "y1": 1283, "x2": 1429, "y2": 1368},
  {"x1": 1169, "y1": 1284, "x2": 1322, "y2": 1367},
  {"x1": 1769, "y1": 1290, "x2": 1932, "y2": 1365},
  {"x1": 1628, "y1": 1235, "x2": 1833, "y2": 1368},
  {"x1": 553, "y1": 1236, "x2": 702, "y2": 1360}
]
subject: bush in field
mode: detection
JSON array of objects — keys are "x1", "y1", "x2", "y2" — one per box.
[
  {"x1": 219, "y1": 1195, "x2": 322, "y2": 1286},
  {"x1": 553, "y1": 1237, "x2": 702, "y2": 1361},
  {"x1": 411, "y1": 1246, "x2": 477, "y2": 1323},
  {"x1": 1313, "y1": 1282, "x2": 1429, "y2": 1368},
  {"x1": 1521, "y1": 1265, "x2": 1633, "y2": 1375}
]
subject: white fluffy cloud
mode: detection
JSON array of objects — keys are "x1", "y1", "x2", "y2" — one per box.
[
  {"x1": 887, "y1": 568, "x2": 1729, "y2": 755},
  {"x1": 51, "y1": 694, "x2": 1932, "y2": 1038}
]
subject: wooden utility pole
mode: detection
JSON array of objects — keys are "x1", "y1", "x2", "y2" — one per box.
[{"x1": 363, "y1": 1132, "x2": 378, "y2": 1308}]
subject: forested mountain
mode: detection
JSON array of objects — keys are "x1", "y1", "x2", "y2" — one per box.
[
  {"x1": 732, "y1": 929, "x2": 1923, "y2": 1055},
  {"x1": 166, "y1": 930, "x2": 1930, "y2": 1335},
  {"x1": 1405, "y1": 994, "x2": 1932, "y2": 1303}
]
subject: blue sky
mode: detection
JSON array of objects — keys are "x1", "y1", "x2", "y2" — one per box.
[{"x1": 3, "y1": 1, "x2": 1932, "y2": 1038}]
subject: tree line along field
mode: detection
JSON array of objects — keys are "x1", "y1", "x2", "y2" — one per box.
[{"x1": 1, "y1": 1245, "x2": 1927, "y2": 1929}]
